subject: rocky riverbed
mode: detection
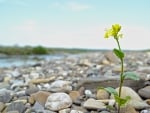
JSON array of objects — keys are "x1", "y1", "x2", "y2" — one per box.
[{"x1": 0, "y1": 51, "x2": 150, "y2": 113}]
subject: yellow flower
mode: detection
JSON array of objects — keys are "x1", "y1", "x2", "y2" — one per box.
[
  {"x1": 104, "y1": 24, "x2": 123, "y2": 39},
  {"x1": 112, "y1": 24, "x2": 121, "y2": 33}
]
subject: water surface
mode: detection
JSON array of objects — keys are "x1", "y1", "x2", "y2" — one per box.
[{"x1": 0, "y1": 54, "x2": 65, "y2": 68}]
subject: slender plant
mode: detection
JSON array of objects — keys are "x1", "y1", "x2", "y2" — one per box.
[{"x1": 103, "y1": 24, "x2": 139, "y2": 113}]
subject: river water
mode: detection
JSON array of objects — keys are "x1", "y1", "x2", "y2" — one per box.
[{"x1": 0, "y1": 54, "x2": 65, "y2": 68}]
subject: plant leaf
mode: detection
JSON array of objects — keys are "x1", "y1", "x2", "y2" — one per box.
[
  {"x1": 113, "y1": 48, "x2": 124, "y2": 59},
  {"x1": 123, "y1": 72, "x2": 139, "y2": 80},
  {"x1": 104, "y1": 87, "x2": 118, "y2": 96},
  {"x1": 114, "y1": 95, "x2": 131, "y2": 106}
]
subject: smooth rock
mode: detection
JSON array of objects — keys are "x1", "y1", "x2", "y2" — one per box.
[
  {"x1": 29, "y1": 76, "x2": 55, "y2": 84},
  {"x1": 146, "y1": 74, "x2": 150, "y2": 81},
  {"x1": 11, "y1": 80, "x2": 25, "y2": 89},
  {"x1": 7, "y1": 111, "x2": 19, "y2": 113},
  {"x1": 138, "y1": 67, "x2": 150, "y2": 73},
  {"x1": 31, "y1": 91, "x2": 51, "y2": 106},
  {"x1": 83, "y1": 98, "x2": 106, "y2": 110},
  {"x1": 13, "y1": 99, "x2": 27, "y2": 104},
  {"x1": 59, "y1": 108, "x2": 70, "y2": 113},
  {"x1": 120, "y1": 105, "x2": 137, "y2": 113},
  {"x1": 84, "y1": 90, "x2": 93, "y2": 98},
  {"x1": 4, "y1": 76, "x2": 11, "y2": 82},
  {"x1": 0, "y1": 75, "x2": 4, "y2": 82},
  {"x1": 76, "y1": 77, "x2": 145, "y2": 91},
  {"x1": 30, "y1": 72, "x2": 40, "y2": 79},
  {"x1": 0, "y1": 102, "x2": 5, "y2": 112},
  {"x1": 0, "y1": 91, "x2": 12, "y2": 103},
  {"x1": 6, "y1": 102, "x2": 26, "y2": 113},
  {"x1": 114, "y1": 86, "x2": 150, "y2": 110},
  {"x1": 70, "y1": 110, "x2": 83, "y2": 113},
  {"x1": 0, "y1": 82, "x2": 10, "y2": 89},
  {"x1": 32, "y1": 101, "x2": 44, "y2": 111},
  {"x1": 99, "y1": 111, "x2": 110, "y2": 113},
  {"x1": 96, "y1": 89, "x2": 109, "y2": 100},
  {"x1": 141, "y1": 109, "x2": 150, "y2": 113},
  {"x1": 104, "y1": 51, "x2": 119, "y2": 63},
  {"x1": 101, "y1": 58, "x2": 110, "y2": 65},
  {"x1": 45, "y1": 92, "x2": 72, "y2": 111},
  {"x1": 69, "y1": 91, "x2": 80, "y2": 102},
  {"x1": 16, "y1": 90, "x2": 26, "y2": 97},
  {"x1": 78, "y1": 59, "x2": 92, "y2": 67},
  {"x1": 71, "y1": 104, "x2": 88, "y2": 113},
  {"x1": 11, "y1": 70, "x2": 21, "y2": 78},
  {"x1": 138, "y1": 86, "x2": 150, "y2": 99},
  {"x1": 112, "y1": 65, "x2": 127, "y2": 73},
  {"x1": 25, "y1": 86, "x2": 39, "y2": 95},
  {"x1": 49, "y1": 80, "x2": 72, "y2": 92}
]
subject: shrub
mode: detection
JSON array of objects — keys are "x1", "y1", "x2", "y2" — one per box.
[{"x1": 32, "y1": 46, "x2": 48, "y2": 54}]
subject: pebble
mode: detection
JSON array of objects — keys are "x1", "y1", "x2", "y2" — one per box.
[
  {"x1": 0, "y1": 51, "x2": 150, "y2": 113},
  {"x1": 48, "y1": 80, "x2": 72, "y2": 92},
  {"x1": 138, "y1": 86, "x2": 150, "y2": 99},
  {"x1": 45, "y1": 92, "x2": 72, "y2": 111},
  {"x1": 83, "y1": 98, "x2": 106, "y2": 110},
  {"x1": 30, "y1": 91, "x2": 51, "y2": 106},
  {"x1": 96, "y1": 89, "x2": 109, "y2": 100},
  {"x1": 5, "y1": 102, "x2": 26, "y2": 113},
  {"x1": 114, "y1": 86, "x2": 150, "y2": 110}
]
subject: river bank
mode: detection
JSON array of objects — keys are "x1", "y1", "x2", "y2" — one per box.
[{"x1": 0, "y1": 51, "x2": 150, "y2": 113}]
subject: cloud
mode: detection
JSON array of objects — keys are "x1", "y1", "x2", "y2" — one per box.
[{"x1": 51, "y1": 1, "x2": 91, "y2": 12}]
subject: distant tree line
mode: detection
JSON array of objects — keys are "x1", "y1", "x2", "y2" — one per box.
[
  {"x1": 0, "y1": 46, "x2": 48, "y2": 55},
  {"x1": 0, "y1": 45, "x2": 97, "y2": 55}
]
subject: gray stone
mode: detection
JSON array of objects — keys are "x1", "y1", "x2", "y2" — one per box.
[
  {"x1": 70, "y1": 110, "x2": 83, "y2": 113},
  {"x1": 49, "y1": 80, "x2": 72, "y2": 92},
  {"x1": 7, "y1": 111, "x2": 19, "y2": 113},
  {"x1": 16, "y1": 90, "x2": 26, "y2": 97},
  {"x1": 59, "y1": 108, "x2": 70, "y2": 113},
  {"x1": 138, "y1": 86, "x2": 150, "y2": 99},
  {"x1": 32, "y1": 101, "x2": 44, "y2": 111},
  {"x1": 11, "y1": 70, "x2": 21, "y2": 78},
  {"x1": 0, "y1": 91, "x2": 12, "y2": 103},
  {"x1": 104, "y1": 51, "x2": 119, "y2": 63},
  {"x1": 76, "y1": 77, "x2": 145, "y2": 91},
  {"x1": 138, "y1": 67, "x2": 150, "y2": 73},
  {"x1": 6, "y1": 102, "x2": 26, "y2": 113},
  {"x1": 84, "y1": 90, "x2": 93, "y2": 98},
  {"x1": 140, "y1": 110, "x2": 150, "y2": 113},
  {"x1": 45, "y1": 93, "x2": 72, "y2": 111},
  {"x1": 114, "y1": 86, "x2": 150, "y2": 110},
  {"x1": 0, "y1": 75, "x2": 4, "y2": 82},
  {"x1": 25, "y1": 86, "x2": 39, "y2": 95},
  {"x1": 83, "y1": 98, "x2": 106, "y2": 110},
  {"x1": 0, "y1": 82, "x2": 10, "y2": 89},
  {"x1": 11, "y1": 80, "x2": 25, "y2": 89},
  {"x1": 99, "y1": 111, "x2": 110, "y2": 113}
]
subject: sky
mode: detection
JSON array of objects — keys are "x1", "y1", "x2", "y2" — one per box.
[{"x1": 0, "y1": 0, "x2": 150, "y2": 50}]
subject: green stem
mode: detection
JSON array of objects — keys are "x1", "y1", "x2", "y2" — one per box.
[
  {"x1": 115, "y1": 38, "x2": 124, "y2": 113},
  {"x1": 115, "y1": 38, "x2": 121, "y2": 51}
]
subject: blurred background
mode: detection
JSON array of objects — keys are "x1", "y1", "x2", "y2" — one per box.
[{"x1": 0, "y1": 0, "x2": 150, "y2": 67}]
